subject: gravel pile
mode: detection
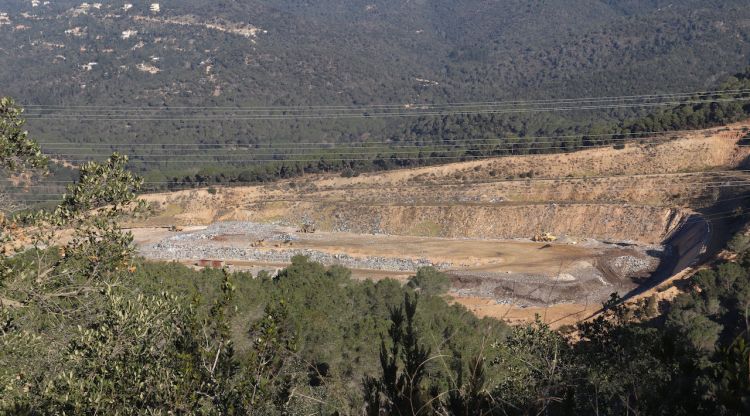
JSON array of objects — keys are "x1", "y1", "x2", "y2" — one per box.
[
  {"x1": 448, "y1": 260, "x2": 628, "y2": 307},
  {"x1": 174, "y1": 222, "x2": 299, "y2": 242},
  {"x1": 140, "y1": 221, "x2": 451, "y2": 272},
  {"x1": 610, "y1": 255, "x2": 658, "y2": 276},
  {"x1": 142, "y1": 243, "x2": 449, "y2": 272}
]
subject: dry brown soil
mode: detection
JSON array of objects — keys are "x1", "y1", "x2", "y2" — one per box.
[{"x1": 127, "y1": 123, "x2": 750, "y2": 327}]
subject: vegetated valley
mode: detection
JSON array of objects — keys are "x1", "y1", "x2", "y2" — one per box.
[{"x1": 2, "y1": 1, "x2": 750, "y2": 415}]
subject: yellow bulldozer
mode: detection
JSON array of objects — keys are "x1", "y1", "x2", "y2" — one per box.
[{"x1": 533, "y1": 232, "x2": 558, "y2": 242}]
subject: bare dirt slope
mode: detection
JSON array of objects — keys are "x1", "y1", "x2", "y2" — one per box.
[
  {"x1": 135, "y1": 123, "x2": 750, "y2": 242},
  {"x1": 129, "y1": 123, "x2": 750, "y2": 327}
]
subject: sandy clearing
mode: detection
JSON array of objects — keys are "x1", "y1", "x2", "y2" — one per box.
[
  {"x1": 131, "y1": 224, "x2": 629, "y2": 277},
  {"x1": 452, "y1": 296, "x2": 598, "y2": 329},
  {"x1": 204, "y1": 229, "x2": 597, "y2": 274}
]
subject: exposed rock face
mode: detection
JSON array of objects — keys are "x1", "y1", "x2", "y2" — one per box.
[{"x1": 263, "y1": 202, "x2": 689, "y2": 245}]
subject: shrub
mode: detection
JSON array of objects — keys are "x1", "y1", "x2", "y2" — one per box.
[
  {"x1": 406, "y1": 267, "x2": 451, "y2": 295},
  {"x1": 728, "y1": 232, "x2": 750, "y2": 254},
  {"x1": 341, "y1": 168, "x2": 359, "y2": 178}
]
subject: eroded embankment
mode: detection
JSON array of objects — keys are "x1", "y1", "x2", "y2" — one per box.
[
  {"x1": 136, "y1": 123, "x2": 750, "y2": 246},
  {"x1": 238, "y1": 202, "x2": 689, "y2": 245},
  {"x1": 616, "y1": 211, "x2": 711, "y2": 302},
  {"x1": 137, "y1": 194, "x2": 692, "y2": 244}
]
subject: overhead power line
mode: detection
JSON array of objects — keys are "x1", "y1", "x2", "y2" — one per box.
[
  {"x1": 36, "y1": 128, "x2": 713, "y2": 148},
  {"x1": 8, "y1": 181, "x2": 750, "y2": 196},
  {"x1": 34, "y1": 129, "x2": 748, "y2": 164},
  {"x1": 10, "y1": 197, "x2": 750, "y2": 220},
  {"x1": 4, "y1": 170, "x2": 749, "y2": 188},
  {"x1": 19, "y1": 97, "x2": 750, "y2": 121},
  {"x1": 48, "y1": 145, "x2": 747, "y2": 163},
  {"x1": 40, "y1": 137, "x2": 684, "y2": 158},
  {"x1": 21, "y1": 88, "x2": 750, "y2": 111}
]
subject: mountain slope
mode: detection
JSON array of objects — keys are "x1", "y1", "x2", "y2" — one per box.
[
  {"x1": 1, "y1": 0, "x2": 750, "y2": 179},
  {"x1": 3, "y1": 0, "x2": 749, "y2": 105}
]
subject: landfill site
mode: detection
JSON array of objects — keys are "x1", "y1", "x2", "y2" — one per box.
[{"x1": 130, "y1": 123, "x2": 750, "y2": 326}]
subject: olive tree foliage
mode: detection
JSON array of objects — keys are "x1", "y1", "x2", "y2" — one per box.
[
  {"x1": 0, "y1": 97, "x2": 47, "y2": 173},
  {"x1": 488, "y1": 318, "x2": 573, "y2": 415},
  {"x1": 0, "y1": 97, "x2": 47, "y2": 215},
  {"x1": 0, "y1": 97, "x2": 196, "y2": 411},
  {"x1": 33, "y1": 289, "x2": 196, "y2": 414},
  {"x1": 0, "y1": 100, "x2": 303, "y2": 413},
  {"x1": 0, "y1": 153, "x2": 149, "y2": 409},
  {"x1": 0, "y1": 99, "x2": 330, "y2": 414},
  {"x1": 0, "y1": 153, "x2": 145, "y2": 315}
]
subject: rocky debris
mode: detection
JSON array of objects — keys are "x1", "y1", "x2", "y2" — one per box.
[
  {"x1": 137, "y1": 220, "x2": 668, "y2": 307},
  {"x1": 598, "y1": 247, "x2": 663, "y2": 281},
  {"x1": 141, "y1": 243, "x2": 448, "y2": 272},
  {"x1": 139, "y1": 221, "x2": 449, "y2": 272},
  {"x1": 555, "y1": 273, "x2": 577, "y2": 282},
  {"x1": 166, "y1": 221, "x2": 298, "y2": 242},
  {"x1": 610, "y1": 255, "x2": 657, "y2": 276},
  {"x1": 555, "y1": 235, "x2": 579, "y2": 244},
  {"x1": 448, "y1": 255, "x2": 642, "y2": 307}
]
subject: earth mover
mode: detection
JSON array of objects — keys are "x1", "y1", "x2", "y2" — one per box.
[
  {"x1": 533, "y1": 232, "x2": 558, "y2": 242},
  {"x1": 299, "y1": 222, "x2": 316, "y2": 233}
]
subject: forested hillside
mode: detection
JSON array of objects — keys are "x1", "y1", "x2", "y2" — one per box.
[
  {"x1": 1, "y1": 0, "x2": 750, "y2": 208},
  {"x1": 2, "y1": 0, "x2": 750, "y2": 152},
  {"x1": 6, "y1": 70, "x2": 750, "y2": 207},
  {"x1": 4, "y1": 0, "x2": 750, "y2": 105}
]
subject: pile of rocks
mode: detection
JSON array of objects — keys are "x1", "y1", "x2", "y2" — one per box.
[
  {"x1": 610, "y1": 255, "x2": 659, "y2": 276},
  {"x1": 183, "y1": 221, "x2": 299, "y2": 241},
  {"x1": 139, "y1": 221, "x2": 450, "y2": 272},
  {"x1": 142, "y1": 242, "x2": 450, "y2": 272}
]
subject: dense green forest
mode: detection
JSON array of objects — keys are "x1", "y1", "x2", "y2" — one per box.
[
  {"x1": 2, "y1": 97, "x2": 750, "y2": 414},
  {"x1": 2, "y1": 0, "x2": 750, "y2": 180},
  {"x1": 4, "y1": 0, "x2": 750, "y2": 107},
  {"x1": 5, "y1": 68, "x2": 750, "y2": 208}
]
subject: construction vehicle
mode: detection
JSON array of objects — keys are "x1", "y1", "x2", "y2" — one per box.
[
  {"x1": 298, "y1": 222, "x2": 316, "y2": 233},
  {"x1": 533, "y1": 232, "x2": 557, "y2": 242}
]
